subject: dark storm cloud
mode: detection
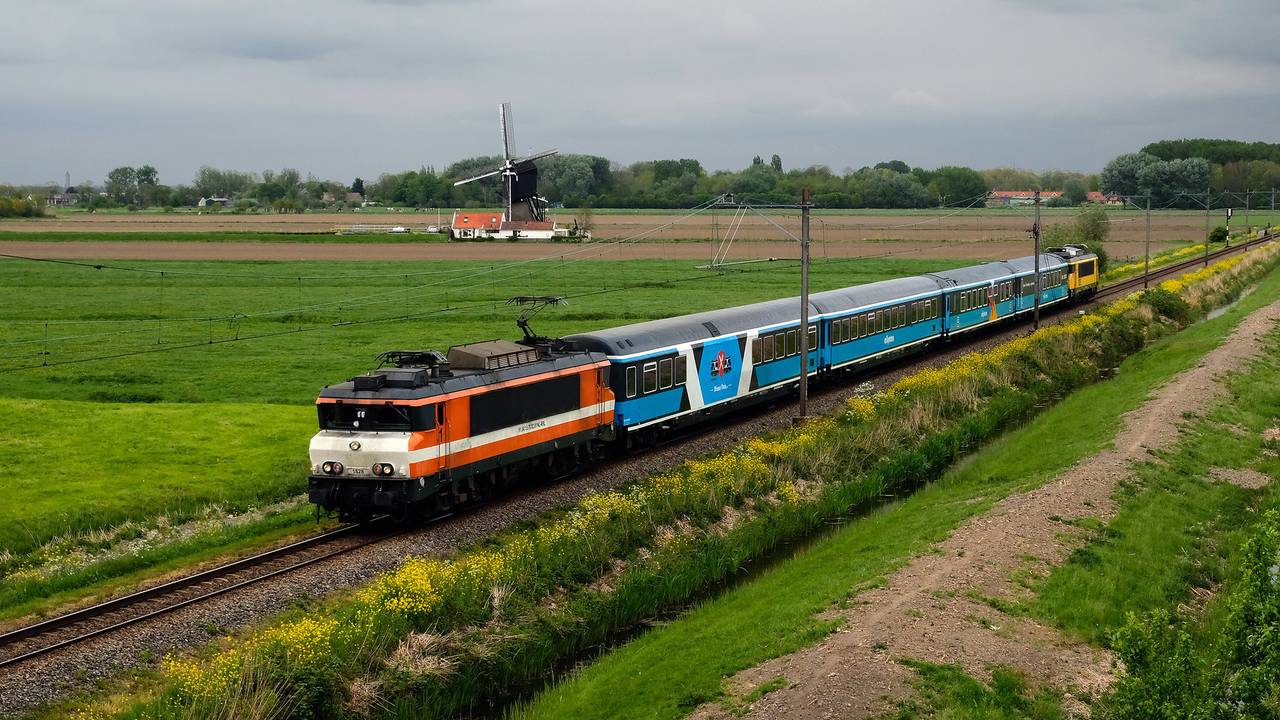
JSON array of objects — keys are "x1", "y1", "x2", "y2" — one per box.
[{"x1": 1, "y1": 0, "x2": 1276, "y2": 185}]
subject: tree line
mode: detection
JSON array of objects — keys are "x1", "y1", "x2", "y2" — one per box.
[
  {"x1": 6, "y1": 138, "x2": 1276, "y2": 212},
  {"x1": 1103, "y1": 138, "x2": 1280, "y2": 209},
  {"x1": 2, "y1": 157, "x2": 1101, "y2": 213}
]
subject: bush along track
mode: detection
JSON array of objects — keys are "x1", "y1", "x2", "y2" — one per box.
[{"x1": 83, "y1": 243, "x2": 1280, "y2": 720}]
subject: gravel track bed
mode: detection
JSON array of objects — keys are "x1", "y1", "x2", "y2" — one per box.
[{"x1": 0, "y1": 252, "x2": 1222, "y2": 715}]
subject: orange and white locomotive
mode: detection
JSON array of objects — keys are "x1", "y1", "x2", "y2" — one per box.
[{"x1": 308, "y1": 341, "x2": 614, "y2": 521}]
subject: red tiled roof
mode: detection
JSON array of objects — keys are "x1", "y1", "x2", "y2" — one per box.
[{"x1": 452, "y1": 212, "x2": 503, "y2": 229}]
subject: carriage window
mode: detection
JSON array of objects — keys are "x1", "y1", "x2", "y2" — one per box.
[
  {"x1": 643, "y1": 362, "x2": 657, "y2": 393},
  {"x1": 658, "y1": 358, "x2": 673, "y2": 389},
  {"x1": 626, "y1": 366, "x2": 637, "y2": 398},
  {"x1": 897, "y1": 306, "x2": 906, "y2": 328},
  {"x1": 674, "y1": 355, "x2": 687, "y2": 384},
  {"x1": 808, "y1": 325, "x2": 817, "y2": 351},
  {"x1": 763, "y1": 334, "x2": 774, "y2": 361},
  {"x1": 785, "y1": 330, "x2": 797, "y2": 356},
  {"x1": 752, "y1": 337, "x2": 761, "y2": 361},
  {"x1": 844, "y1": 317, "x2": 853, "y2": 341}
]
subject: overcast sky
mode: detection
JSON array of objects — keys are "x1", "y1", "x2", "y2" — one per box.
[{"x1": 3, "y1": 0, "x2": 1277, "y2": 186}]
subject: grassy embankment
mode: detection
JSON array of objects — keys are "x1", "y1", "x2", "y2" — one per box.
[
  {"x1": 0, "y1": 256, "x2": 957, "y2": 620},
  {"x1": 513, "y1": 251, "x2": 1280, "y2": 720},
  {"x1": 1028, "y1": 333, "x2": 1280, "y2": 716},
  {"x1": 78, "y1": 243, "x2": 1280, "y2": 719}
]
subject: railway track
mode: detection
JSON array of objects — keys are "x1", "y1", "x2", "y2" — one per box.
[
  {"x1": 0, "y1": 521, "x2": 403, "y2": 669},
  {"x1": 1, "y1": 232, "x2": 1271, "y2": 674}
]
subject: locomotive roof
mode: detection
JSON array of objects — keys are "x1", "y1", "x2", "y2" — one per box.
[{"x1": 318, "y1": 350, "x2": 605, "y2": 402}]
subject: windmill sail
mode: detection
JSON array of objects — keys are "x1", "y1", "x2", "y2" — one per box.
[
  {"x1": 500, "y1": 102, "x2": 515, "y2": 162},
  {"x1": 452, "y1": 103, "x2": 557, "y2": 223}
]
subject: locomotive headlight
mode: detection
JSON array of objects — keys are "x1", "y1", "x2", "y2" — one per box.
[
  {"x1": 372, "y1": 463, "x2": 394, "y2": 476},
  {"x1": 322, "y1": 461, "x2": 344, "y2": 476}
]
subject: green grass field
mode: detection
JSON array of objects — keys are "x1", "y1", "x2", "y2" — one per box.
[
  {"x1": 507, "y1": 263, "x2": 1280, "y2": 720},
  {"x1": 0, "y1": 256, "x2": 972, "y2": 404},
  {"x1": 0, "y1": 254, "x2": 977, "y2": 614}
]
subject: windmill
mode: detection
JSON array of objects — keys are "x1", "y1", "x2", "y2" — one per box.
[{"x1": 453, "y1": 103, "x2": 557, "y2": 223}]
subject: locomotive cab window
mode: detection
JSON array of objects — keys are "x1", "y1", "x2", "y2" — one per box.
[
  {"x1": 319, "y1": 403, "x2": 420, "y2": 432},
  {"x1": 625, "y1": 366, "x2": 637, "y2": 398}
]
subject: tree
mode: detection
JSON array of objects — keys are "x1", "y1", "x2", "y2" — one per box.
[
  {"x1": 925, "y1": 166, "x2": 988, "y2": 206},
  {"x1": 1101, "y1": 153, "x2": 1160, "y2": 196},
  {"x1": 874, "y1": 160, "x2": 911, "y2": 174},
  {"x1": 193, "y1": 166, "x2": 254, "y2": 198},
  {"x1": 751, "y1": 155, "x2": 764, "y2": 166},
  {"x1": 982, "y1": 167, "x2": 1040, "y2": 190},
  {"x1": 857, "y1": 168, "x2": 930, "y2": 208},
  {"x1": 770, "y1": 154, "x2": 783, "y2": 173},
  {"x1": 135, "y1": 165, "x2": 158, "y2": 187},
  {"x1": 351, "y1": 177, "x2": 365, "y2": 195},
  {"x1": 1074, "y1": 206, "x2": 1110, "y2": 245},
  {"x1": 105, "y1": 166, "x2": 138, "y2": 205},
  {"x1": 1062, "y1": 177, "x2": 1088, "y2": 205}
]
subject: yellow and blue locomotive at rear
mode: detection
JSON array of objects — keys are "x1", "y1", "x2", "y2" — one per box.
[{"x1": 309, "y1": 245, "x2": 1100, "y2": 520}]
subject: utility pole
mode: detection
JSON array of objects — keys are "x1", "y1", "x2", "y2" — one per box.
[
  {"x1": 798, "y1": 188, "x2": 811, "y2": 420},
  {"x1": 1033, "y1": 190, "x2": 1042, "y2": 330},
  {"x1": 1205, "y1": 188, "x2": 1212, "y2": 267},
  {"x1": 1144, "y1": 195, "x2": 1152, "y2": 289},
  {"x1": 1244, "y1": 189, "x2": 1250, "y2": 234}
]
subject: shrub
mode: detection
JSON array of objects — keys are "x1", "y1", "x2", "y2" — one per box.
[
  {"x1": 0, "y1": 196, "x2": 47, "y2": 218},
  {"x1": 1209, "y1": 225, "x2": 1228, "y2": 244},
  {"x1": 1139, "y1": 287, "x2": 1193, "y2": 323}
]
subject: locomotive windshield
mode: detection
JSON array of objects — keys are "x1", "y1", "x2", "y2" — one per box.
[{"x1": 318, "y1": 403, "x2": 435, "y2": 432}]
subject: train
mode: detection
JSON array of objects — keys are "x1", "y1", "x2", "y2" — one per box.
[{"x1": 308, "y1": 245, "x2": 1099, "y2": 521}]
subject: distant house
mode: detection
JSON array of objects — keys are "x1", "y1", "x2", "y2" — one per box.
[
  {"x1": 451, "y1": 210, "x2": 504, "y2": 239},
  {"x1": 450, "y1": 211, "x2": 575, "y2": 240},
  {"x1": 1086, "y1": 191, "x2": 1124, "y2": 206},
  {"x1": 46, "y1": 187, "x2": 80, "y2": 206},
  {"x1": 986, "y1": 190, "x2": 1063, "y2": 207},
  {"x1": 197, "y1": 196, "x2": 233, "y2": 208}
]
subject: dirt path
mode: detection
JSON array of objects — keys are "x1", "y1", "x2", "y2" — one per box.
[
  {"x1": 694, "y1": 299, "x2": 1280, "y2": 720},
  {"x1": 0, "y1": 238, "x2": 1176, "y2": 262}
]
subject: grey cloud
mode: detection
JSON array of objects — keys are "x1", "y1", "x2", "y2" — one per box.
[{"x1": 3, "y1": 0, "x2": 1278, "y2": 184}]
